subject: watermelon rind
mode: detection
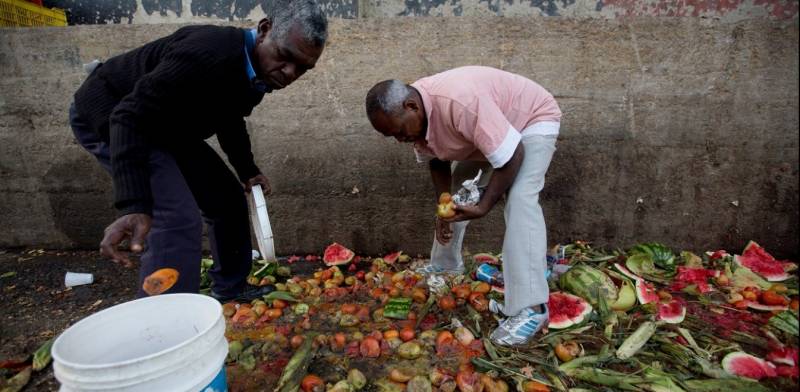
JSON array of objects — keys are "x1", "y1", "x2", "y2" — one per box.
[
  {"x1": 657, "y1": 300, "x2": 686, "y2": 324},
  {"x1": 722, "y1": 351, "x2": 777, "y2": 380},
  {"x1": 611, "y1": 280, "x2": 637, "y2": 311},
  {"x1": 559, "y1": 265, "x2": 618, "y2": 307},
  {"x1": 323, "y1": 243, "x2": 355, "y2": 266},
  {"x1": 548, "y1": 292, "x2": 593, "y2": 329},
  {"x1": 746, "y1": 302, "x2": 789, "y2": 312},
  {"x1": 635, "y1": 279, "x2": 659, "y2": 305},
  {"x1": 613, "y1": 263, "x2": 643, "y2": 282}
]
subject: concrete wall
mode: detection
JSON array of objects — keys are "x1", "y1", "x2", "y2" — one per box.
[
  {"x1": 0, "y1": 17, "x2": 798, "y2": 257},
  {"x1": 42, "y1": 0, "x2": 799, "y2": 24}
]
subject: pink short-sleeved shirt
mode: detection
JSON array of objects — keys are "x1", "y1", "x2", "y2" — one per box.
[{"x1": 411, "y1": 66, "x2": 561, "y2": 168}]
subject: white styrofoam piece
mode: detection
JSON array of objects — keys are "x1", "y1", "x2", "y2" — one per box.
[{"x1": 248, "y1": 184, "x2": 276, "y2": 261}]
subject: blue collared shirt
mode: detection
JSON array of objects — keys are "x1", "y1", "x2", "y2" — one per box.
[{"x1": 244, "y1": 28, "x2": 271, "y2": 94}]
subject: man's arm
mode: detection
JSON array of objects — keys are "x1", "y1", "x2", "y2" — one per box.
[
  {"x1": 444, "y1": 144, "x2": 523, "y2": 222},
  {"x1": 429, "y1": 158, "x2": 454, "y2": 245},
  {"x1": 429, "y1": 158, "x2": 452, "y2": 199}
]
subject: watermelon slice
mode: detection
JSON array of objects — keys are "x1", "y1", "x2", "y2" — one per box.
[
  {"x1": 323, "y1": 243, "x2": 355, "y2": 266},
  {"x1": 746, "y1": 301, "x2": 789, "y2": 312},
  {"x1": 473, "y1": 253, "x2": 500, "y2": 265},
  {"x1": 635, "y1": 279, "x2": 659, "y2": 305},
  {"x1": 657, "y1": 300, "x2": 686, "y2": 324},
  {"x1": 734, "y1": 241, "x2": 796, "y2": 282},
  {"x1": 547, "y1": 292, "x2": 592, "y2": 329},
  {"x1": 383, "y1": 251, "x2": 401, "y2": 264},
  {"x1": 722, "y1": 352, "x2": 778, "y2": 380},
  {"x1": 706, "y1": 250, "x2": 730, "y2": 260},
  {"x1": 613, "y1": 263, "x2": 643, "y2": 282},
  {"x1": 766, "y1": 347, "x2": 799, "y2": 367}
]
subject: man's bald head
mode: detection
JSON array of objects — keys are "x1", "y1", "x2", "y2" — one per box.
[
  {"x1": 364, "y1": 80, "x2": 427, "y2": 143},
  {"x1": 365, "y1": 80, "x2": 412, "y2": 120}
]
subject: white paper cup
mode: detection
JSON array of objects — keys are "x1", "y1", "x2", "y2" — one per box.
[{"x1": 65, "y1": 272, "x2": 93, "y2": 287}]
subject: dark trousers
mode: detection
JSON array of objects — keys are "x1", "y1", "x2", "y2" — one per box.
[{"x1": 69, "y1": 104, "x2": 252, "y2": 298}]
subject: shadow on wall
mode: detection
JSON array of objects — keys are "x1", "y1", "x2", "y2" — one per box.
[{"x1": 43, "y1": 154, "x2": 116, "y2": 248}]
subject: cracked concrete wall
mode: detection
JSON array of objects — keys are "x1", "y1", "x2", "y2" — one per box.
[
  {"x1": 42, "y1": 0, "x2": 799, "y2": 24},
  {"x1": 0, "y1": 17, "x2": 798, "y2": 257}
]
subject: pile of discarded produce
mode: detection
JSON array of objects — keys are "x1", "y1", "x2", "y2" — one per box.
[{"x1": 221, "y1": 241, "x2": 798, "y2": 392}]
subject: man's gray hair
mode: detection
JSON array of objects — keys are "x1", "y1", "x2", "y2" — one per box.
[
  {"x1": 365, "y1": 79, "x2": 412, "y2": 117},
  {"x1": 267, "y1": 0, "x2": 328, "y2": 47}
]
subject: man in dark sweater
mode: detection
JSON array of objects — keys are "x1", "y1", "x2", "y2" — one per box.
[{"x1": 69, "y1": 0, "x2": 327, "y2": 301}]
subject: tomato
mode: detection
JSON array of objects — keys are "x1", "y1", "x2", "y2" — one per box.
[
  {"x1": 341, "y1": 303, "x2": 358, "y2": 314},
  {"x1": 272, "y1": 299, "x2": 288, "y2": 309},
  {"x1": 301, "y1": 375, "x2": 325, "y2": 392},
  {"x1": 438, "y1": 295, "x2": 457, "y2": 311},
  {"x1": 383, "y1": 329, "x2": 399, "y2": 340},
  {"x1": 399, "y1": 327, "x2": 415, "y2": 342},
  {"x1": 290, "y1": 335, "x2": 305, "y2": 349},
  {"x1": 360, "y1": 337, "x2": 381, "y2": 358},
  {"x1": 452, "y1": 284, "x2": 472, "y2": 300}
]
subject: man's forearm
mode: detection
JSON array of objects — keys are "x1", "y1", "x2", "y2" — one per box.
[
  {"x1": 429, "y1": 159, "x2": 452, "y2": 199},
  {"x1": 478, "y1": 143, "x2": 525, "y2": 211}
]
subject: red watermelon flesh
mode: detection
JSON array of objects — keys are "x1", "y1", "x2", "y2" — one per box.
[
  {"x1": 670, "y1": 266, "x2": 719, "y2": 294},
  {"x1": 767, "y1": 347, "x2": 799, "y2": 367},
  {"x1": 657, "y1": 300, "x2": 686, "y2": 324},
  {"x1": 776, "y1": 365, "x2": 799, "y2": 378},
  {"x1": 635, "y1": 279, "x2": 659, "y2": 305},
  {"x1": 323, "y1": 243, "x2": 355, "y2": 266},
  {"x1": 383, "y1": 251, "x2": 401, "y2": 264},
  {"x1": 722, "y1": 352, "x2": 777, "y2": 380},
  {"x1": 548, "y1": 292, "x2": 592, "y2": 329},
  {"x1": 473, "y1": 253, "x2": 500, "y2": 265},
  {"x1": 706, "y1": 250, "x2": 730, "y2": 260},
  {"x1": 735, "y1": 241, "x2": 794, "y2": 282}
]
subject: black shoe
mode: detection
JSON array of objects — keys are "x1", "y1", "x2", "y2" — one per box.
[{"x1": 210, "y1": 284, "x2": 276, "y2": 303}]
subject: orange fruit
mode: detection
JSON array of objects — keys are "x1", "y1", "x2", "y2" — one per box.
[{"x1": 142, "y1": 268, "x2": 179, "y2": 296}]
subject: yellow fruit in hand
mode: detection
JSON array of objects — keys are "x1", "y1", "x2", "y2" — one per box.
[
  {"x1": 437, "y1": 201, "x2": 456, "y2": 218},
  {"x1": 438, "y1": 192, "x2": 452, "y2": 204}
]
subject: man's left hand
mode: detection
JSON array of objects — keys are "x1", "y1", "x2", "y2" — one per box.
[
  {"x1": 443, "y1": 204, "x2": 489, "y2": 222},
  {"x1": 245, "y1": 174, "x2": 271, "y2": 195}
]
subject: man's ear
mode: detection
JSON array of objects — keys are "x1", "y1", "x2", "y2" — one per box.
[
  {"x1": 405, "y1": 98, "x2": 420, "y2": 112},
  {"x1": 257, "y1": 18, "x2": 272, "y2": 37}
]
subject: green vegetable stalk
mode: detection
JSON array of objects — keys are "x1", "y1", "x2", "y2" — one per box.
[
  {"x1": 275, "y1": 333, "x2": 318, "y2": 392},
  {"x1": 616, "y1": 320, "x2": 658, "y2": 360}
]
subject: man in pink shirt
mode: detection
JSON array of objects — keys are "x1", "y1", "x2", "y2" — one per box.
[{"x1": 365, "y1": 66, "x2": 561, "y2": 346}]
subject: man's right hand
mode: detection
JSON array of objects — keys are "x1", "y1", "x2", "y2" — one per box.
[
  {"x1": 99, "y1": 213, "x2": 152, "y2": 267},
  {"x1": 435, "y1": 217, "x2": 453, "y2": 245}
]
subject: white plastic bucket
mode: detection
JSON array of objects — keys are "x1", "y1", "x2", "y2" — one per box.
[{"x1": 52, "y1": 294, "x2": 228, "y2": 392}]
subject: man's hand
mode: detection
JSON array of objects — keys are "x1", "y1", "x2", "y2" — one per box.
[
  {"x1": 442, "y1": 204, "x2": 490, "y2": 223},
  {"x1": 99, "y1": 213, "x2": 152, "y2": 268},
  {"x1": 245, "y1": 174, "x2": 271, "y2": 195},
  {"x1": 435, "y1": 217, "x2": 453, "y2": 245}
]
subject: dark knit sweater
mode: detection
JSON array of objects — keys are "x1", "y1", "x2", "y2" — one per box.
[{"x1": 73, "y1": 25, "x2": 265, "y2": 216}]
